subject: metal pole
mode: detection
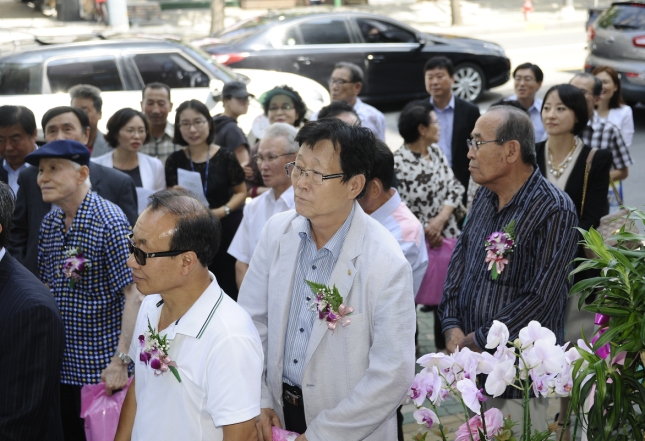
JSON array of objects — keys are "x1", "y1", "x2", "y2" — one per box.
[{"x1": 107, "y1": 0, "x2": 129, "y2": 31}]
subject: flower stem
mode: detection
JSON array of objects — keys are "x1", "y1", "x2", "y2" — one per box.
[
  {"x1": 431, "y1": 404, "x2": 448, "y2": 441},
  {"x1": 456, "y1": 395, "x2": 476, "y2": 441},
  {"x1": 480, "y1": 400, "x2": 488, "y2": 439},
  {"x1": 558, "y1": 399, "x2": 573, "y2": 441}
]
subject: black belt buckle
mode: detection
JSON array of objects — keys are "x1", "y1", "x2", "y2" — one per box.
[{"x1": 283, "y1": 389, "x2": 301, "y2": 407}]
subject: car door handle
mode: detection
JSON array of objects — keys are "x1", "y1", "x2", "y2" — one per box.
[
  {"x1": 296, "y1": 56, "x2": 313, "y2": 65},
  {"x1": 367, "y1": 54, "x2": 385, "y2": 62}
]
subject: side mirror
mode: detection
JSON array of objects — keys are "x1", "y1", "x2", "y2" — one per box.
[{"x1": 210, "y1": 78, "x2": 223, "y2": 101}]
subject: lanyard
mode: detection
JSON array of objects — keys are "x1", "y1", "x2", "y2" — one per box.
[{"x1": 187, "y1": 147, "x2": 209, "y2": 198}]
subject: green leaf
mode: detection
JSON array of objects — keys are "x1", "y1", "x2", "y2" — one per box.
[
  {"x1": 503, "y1": 219, "x2": 517, "y2": 239},
  {"x1": 593, "y1": 322, "x2": 636, "y2": 349},
  {"x1": 305, "y1": 280, "x2": 327, "y2": 294}
]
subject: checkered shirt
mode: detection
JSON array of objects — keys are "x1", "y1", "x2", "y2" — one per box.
[
  {"x1": 581, "y1": 113, "x2": 634, "y2": 170},
  {"x1": 140, "y1": 122, "x2": 180, "y2": 165},
  {"x1": 38, "y1": 191, "x2": 133, "y2": 386}
]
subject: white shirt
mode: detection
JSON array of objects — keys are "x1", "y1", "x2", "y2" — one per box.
[
  {"x1": 128, "y1": 274, "x2": 263, "y2": 441},
  {"x1": 605, "y1": 105, "x2": 634, "y2": 147},
  {"x1": 507, "y1": 95, "x2": 545, "y2": 143},
  {"x1": 430, "y1": 95, "x2": 455, "y2": 166},
  {"x1": 370, "y1": 190, "x2": 428, "y2": 295},
  {"x1": 228, "y1": 186, "x2": 295, "y2": 264},
  {"x1": 353, "y1": 97, "x2": 386, "y2": 141},
  {"x1": 0, "y1": 247, "x2": 5, "y2": 262},
  {"x1": 3, "y1": 160, "x2": 29, "y2": 196}
]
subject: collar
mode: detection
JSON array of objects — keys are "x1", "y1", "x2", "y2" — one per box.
[
  {"x1": 589, "y1": 111, "x2": 603, "y2": 128},
  {"x1": 298, "y1": 204, "x2": 355, "y2": 261},
  {"x1": 53, "y1": 190, "x2": 95, "y2": 229},
  {"x1": 275, "y1": 185, "x2": 295, "y2": 205},
  {"x1": 164, "y1": 122, "x2": 175, "y2": 138},
  {"x1": 370, "y1": 189, "x2": 401, "y2": 224},
  {"x1": 353, "y1": 97, "x2": 365, "y2": 110},
  {"x1": 3, "y1": 160, "x2": 29, "y2": 173},
  {"x1": 484, "y1": 167, "x2": 540, "y2": 212},
  {"x1": 0, "y1": 247, "x2": 5, "y2": 263},
  {"x1": 507, "y1": 95, "x2": 542, "y2": 112},
  {"x1": 430, "y1": 94, "x2": 455, "y2": 111}
]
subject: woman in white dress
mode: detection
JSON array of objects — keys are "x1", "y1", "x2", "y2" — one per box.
[{"x1": 592, "y1": 66, "x2": 634, "y2": 146}]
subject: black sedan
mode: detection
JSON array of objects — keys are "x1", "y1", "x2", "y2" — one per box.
[{"x1": 194, "y1": 11, "x2": 510, "y2": 103}]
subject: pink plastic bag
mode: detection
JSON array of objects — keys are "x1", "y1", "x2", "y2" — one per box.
[
  {"x1": 272, "y1": 427, "x2": 300, "y2": 441},
  {"x1": 80, "y1": 378, "x2": 133, "y2": 441},
  {"x1": 415, "y1": 237, "x2": 458, "y2": 306}
]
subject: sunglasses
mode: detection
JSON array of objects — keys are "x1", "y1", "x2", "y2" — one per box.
[{"x1": 127, "y1": 234, "x2": 189, "y2": 266}]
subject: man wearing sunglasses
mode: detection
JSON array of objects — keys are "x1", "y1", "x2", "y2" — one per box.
[
  {"x1": 115, "y1": 189, "x2": 262, "y2": 441},
  {"x1": 238, "y1": 118, "x2": 416, "y2": 441},
  {"x1": 25, "y1": 140, "x2": 139, "y2": 441}
]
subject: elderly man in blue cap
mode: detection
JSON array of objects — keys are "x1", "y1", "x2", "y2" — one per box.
[{"x1": 25, "y1": 140, "x2": 141, "y2": 441}]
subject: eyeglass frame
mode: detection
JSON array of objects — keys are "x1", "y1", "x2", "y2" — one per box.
[
  {"x1": 284, "y1": 161, "x2": 344, "y2": 185},
  {"x1": 467, "y1": 138, "x2": 506, "y2": 151},
  {"x1": 127, "y1": 233, "x2": 189, "y2": 266},
  {"x1": 253, "y1": 152, "x2": 295, "y2": 164},
  {"x1": 267, "y1": 104, "x2": 295, "y2": 112},
  {"x1": 328, "y1": 78, "x2": 357, "y2": 87},
  {"x1": 178, "y1": 119, "x2": 209, "y2": 129}
]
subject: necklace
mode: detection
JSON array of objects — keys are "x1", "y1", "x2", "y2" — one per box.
[{"x1": 547, "y1": 139, "x2": 578, "y2": 178}]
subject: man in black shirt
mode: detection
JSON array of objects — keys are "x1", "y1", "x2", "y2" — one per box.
[{"x1": 213, "y1": 82, "x2": 252, "y2": 167}]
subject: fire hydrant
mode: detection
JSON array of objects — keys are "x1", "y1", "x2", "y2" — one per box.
[{"x1": 523, "y1": 0, "x2": 534, "y2": 21}]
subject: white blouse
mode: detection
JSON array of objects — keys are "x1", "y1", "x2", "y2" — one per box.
[{"x1": 604, "y1": 105, "x2": 634, "y2": 147}]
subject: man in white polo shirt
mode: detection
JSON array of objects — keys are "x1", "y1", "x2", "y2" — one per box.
[
  {"x1": 228, "y1": 123, "x2": 298, "y2": 289},
  {"x1": 115, "y1": 189, "x2": 263, "y2": 441}
]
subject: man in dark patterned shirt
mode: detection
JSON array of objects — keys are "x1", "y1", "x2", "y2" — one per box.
[
  {"x1": 438, "y1": 106, "x2": 578, "y2": 431},
  {"x1": 26, "y1": 140, "x2": 140, "y2": 441}
]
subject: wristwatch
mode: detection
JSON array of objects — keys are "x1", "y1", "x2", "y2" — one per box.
[
  {"x1": 114, "y1": 350, "x2": 132, "y2": 365},
  {"x1": 224, "y1": 205, "x2": 231, "y2": 216}
]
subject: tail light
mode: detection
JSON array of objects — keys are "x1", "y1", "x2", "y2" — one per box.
[
  {"x1": 587, "y1": 25, "x2": 596, "y2": 42},
  {"x1": 633, "y1": 36, "x2": 645, "y2": 47},
  {"x1": 211, "y1": 53, "x2": 249, "y2": 65},
  {"x1": 584, "y1": 63, "x2": 592, "y2": 72}
]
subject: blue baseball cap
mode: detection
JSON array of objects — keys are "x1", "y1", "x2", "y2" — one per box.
[{"x1": 24, "y1": 140, "x2": 91, "y2": 167}]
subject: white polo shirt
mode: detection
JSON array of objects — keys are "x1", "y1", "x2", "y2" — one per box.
[
  {"x1": 228, "y1": 186, "x2": 294, "y2": 264},
  {"x1": 128, "y1": 274, "x2": 263, "y2": 441}
]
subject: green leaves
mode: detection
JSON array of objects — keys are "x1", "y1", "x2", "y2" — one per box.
[
  {"x1": 503, "y1": 219, "x2": 517, "y2": 239},
  {"x1": 306, "y1": 280, "x2": 344, "y2": 311}
]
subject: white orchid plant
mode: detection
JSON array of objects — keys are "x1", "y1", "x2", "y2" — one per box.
[{"x1": 408, "y1": 320, "x2": 591, "y2": 441}]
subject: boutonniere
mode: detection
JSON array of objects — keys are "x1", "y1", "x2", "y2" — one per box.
[
  {"x1": 63, "y1": 247, "x2": 91, "y2": 288},
  {"x1": 484, "y1": 219, "x2": 516, "y2": 280},
  {"x1": 306, "y1": 280, "x2": 354, "y2": 331},
  {"x1": 138, "y1": 319, "x2": 181, "y2": 382}
]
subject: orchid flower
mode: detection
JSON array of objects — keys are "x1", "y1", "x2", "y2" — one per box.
[{"x1": 486, "y1": 320, "x2": 510, "y2": 349}]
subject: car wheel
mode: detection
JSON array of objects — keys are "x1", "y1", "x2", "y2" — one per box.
[{"x1": 452, "y1": 63, "x2": 485, "y2": 102}]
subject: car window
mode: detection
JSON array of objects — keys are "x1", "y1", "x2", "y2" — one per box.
[
  {"x1": 0, "y1": 62, "x2": 42, "y2": 95},
  {"x1": 133, "y1": 52, "x2": 210, "y2": 89},
  {"x1": 597, "y1": 4, "x2": 645, "y2": 31},
  {"x1": 296, "y1": 18, "x2": 352, "y2": 45},
  {"x1": 277, "y1": 25, "x2": 303, "y2": 47},
  {"x1": 355, "y1": 18, "x2": 417, "y2": 43},
  {"x1": 215, "y1": 16, "x2": 275, "y2": 44},
  {"x1": 47, "y1": 57, "x2": 123, "y2": 92}
]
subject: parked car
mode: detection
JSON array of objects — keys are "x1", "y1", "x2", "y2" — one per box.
[
  {"x1": 585, "y1": 1, "x2": 645, "y2": 106},
  {"x1": 0, "y1": 38, "x2": 330, "y2": 139},
  {"x1": 193, "y1": 11, "x2": 510, "y2": 103}
]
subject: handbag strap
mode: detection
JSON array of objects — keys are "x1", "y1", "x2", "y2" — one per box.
[
  {"x1": 581, "y1": 148, "x2": 597, "y2": 217},
  {"x1": 610, "y1": 181, "x2": 624, "y2": 206}
]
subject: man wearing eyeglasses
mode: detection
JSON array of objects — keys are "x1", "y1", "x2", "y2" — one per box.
[
  {"x1": 505, "y1": 62, "x2": 545, "y2": 142},
  {"x1": 238, "y1": 118, "x2": 416, "y2": 441},
  {"x1": 438, "y1": 106, "x2": 578, "y2": 431},
  {"x1": 25, "y1": 140, "x2": 140, "y2": 441},
  {"x1": 228, "y1": 123, "x2": 298, "y2": 289},
  {"x1": 214, "y1": 81, "x2": 253, "y2": 167},
  {"x1": 312, "y1": 62, "x2": 386, "y2": 141}
]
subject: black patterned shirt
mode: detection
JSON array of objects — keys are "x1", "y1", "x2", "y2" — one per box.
[
  {"x1": 438, "y1": 169, "x2": 578, "y2": 397},
  {"x1": 38, "y1": 191, "x2": 133, "y2": 385}
]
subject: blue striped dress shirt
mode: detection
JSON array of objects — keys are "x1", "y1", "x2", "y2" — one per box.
[{"x1": 283, "y1": 206, "x2": 355, "y2": 387}]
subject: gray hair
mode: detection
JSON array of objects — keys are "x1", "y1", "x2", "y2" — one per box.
[
  {"x1": 68, "y1": 160, "x2": 91, "y2": 189},
  {"x1": 0, "y1": 182, "x2": 15, "y2": 249},
  {"x1": 334, "y1": 61, "x2": 364, "y2": 83},
  {"x1": 488, "y1": 106, "x2": 536, "y2": 166},
  {"x1": 262, "y1": 123, "x2": 299, "y2": 154},
  {"x1": 571, "y1": 73, "x2": 602, "y2": 97},
  {"x1": 69, "y1": 84, "x2": 103, "y2": 112}
]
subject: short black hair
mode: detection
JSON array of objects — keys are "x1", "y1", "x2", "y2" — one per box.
[
  {"x1": 334, "y1": 62, "x2": 364, "y2": 83},
  {"x1": 0, "y1": 181, "x2": 15, "y2": 249},
  {"x1": 0, "y1": 105, "x2": 37, "y2": 135},
  {"x1": 173, "y1": 100, "x2": 216, "y2": 146},
  {"x1": 69, "y1": 84, "x2": 103, "y2": 113},
  {"x1": 105, "y1": 108, "x2": 151, "y2": 148},
  {"x1": 294, "y1": 118, "x2": 375, "y2": 199},
  {"x1": 513, "y1": 63, "x2": 544, "y2": 83},
  {"x1": 398, "y1": 99, "x2": 434, "y2": 144},
  {"x1": 41, "y1": 106, "x2": 90, "y2": 133},
  {"x1": 490, "y1": 99, "x2": 530, "y2": 115},
  {"x1": 261, "y1": 85, "x2": 307, "y2": 127},
  {"x1": 541, "y1": 84, "x2": 589, "y2": 137},
  {"x1": 424, "y1": 56, "x2": 454, "y2": 76},
  {"x1": 146, "y1": 189, "x2": 221, "y2": 267},
  {"x1": 142, "y1": 82, "x2": 171, "y2": 101},
  {"x1": 370, "y1": 139, "x2": 394, "y2": 192},
  {"x1": 317, "y1": 100, "x2": 360, "y2": 123}
]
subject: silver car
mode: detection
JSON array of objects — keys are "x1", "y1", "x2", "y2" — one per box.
[{"x1": 585, "y1": 2, "x2": 645, "y2": 105}]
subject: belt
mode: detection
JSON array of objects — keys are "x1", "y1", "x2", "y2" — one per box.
[{"x1": 283, "y1": 383, "x2": 304, "y2": 408}]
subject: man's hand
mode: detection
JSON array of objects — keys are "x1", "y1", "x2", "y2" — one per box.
[
  {"x1": 425, "y1": 215, "x2": 446, "y2": 238},
  {"x1": 256, "y1": 408, "x2": 282, "y2": 441},
  {"x1": 428, "y1": 235, "x2": 443, "y2": 249},
  {"x1": 458, "y1": 332, "x2": 482, "y2": 353},
  {"x1": 100, "y1": 358, "x2": 128, "y2": 396},
  {"x1": 444, "y1": 327, "x2": 466, "y2": 354}
]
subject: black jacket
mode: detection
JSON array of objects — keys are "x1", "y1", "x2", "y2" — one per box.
[{"x1": 213, "y1": 114, "x2": 249, "y2": 153}]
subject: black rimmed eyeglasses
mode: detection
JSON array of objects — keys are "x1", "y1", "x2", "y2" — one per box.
[
  {"x1": 467, "y1": 138, "x2": 506, "y2": 151},
  {"x1": 127, "y1": 234, "x2": 189, "y2": 266},
  {"x1": 284, "y1": 162, "x2": 344, "y2": 185}
]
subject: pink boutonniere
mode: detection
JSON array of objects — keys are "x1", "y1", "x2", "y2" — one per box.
[
  {"x1": 306, "y1": 280, "x2": 353, "y2": 331},
  {"x1": 139, "y1": 319, "x2": 181, "y2": 382},
  {"x1": 62, "y1": 247, "x2": 91, "y2": 288},
  {"x1": 484, "y1": 219, "x2": 516, "y2": 280}
]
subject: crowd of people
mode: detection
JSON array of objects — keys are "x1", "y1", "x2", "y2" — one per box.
[{"x1": 0, "y1": 55, "x2": 635, "y2": 441}]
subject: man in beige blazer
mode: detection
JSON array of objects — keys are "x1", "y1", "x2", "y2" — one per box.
[{"x1": 238, "y1": 118, "x2": 416, "y2": 441}]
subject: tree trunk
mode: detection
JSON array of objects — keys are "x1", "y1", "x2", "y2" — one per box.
[
  {"x1": 451, "y1": 0, "x2": 462, "y2": 26},
  {"x1": 210, "y1": 0, "x2": 225, "y2": 35}
]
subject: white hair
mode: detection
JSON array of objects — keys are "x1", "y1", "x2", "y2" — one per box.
[
  {"x1": 263, "y1": 123, "x2": 299, "y2": 154},
  {"x1": 68, "y1": 160, "x2": 92, "y2": 189}
]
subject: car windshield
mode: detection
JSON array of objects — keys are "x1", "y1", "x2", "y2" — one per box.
[
  {"x1": 597, "y1": 4, "x2": 645, "y2": 30},
  {"x1": 0, "y1": 61, "x2": 42, "y2": 95},
  {"x1": 214, "y1": 16, "x2": 277, "y2": 44},
  {"x1": 181, "y1": 43, "x2": 240, "y2": 83}
]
